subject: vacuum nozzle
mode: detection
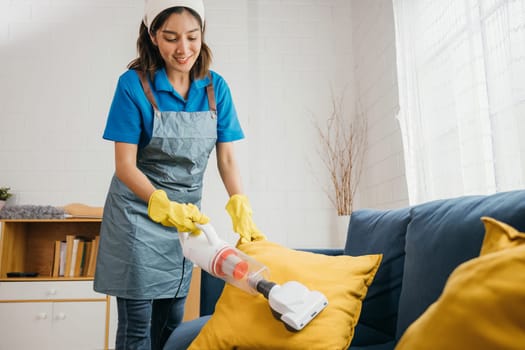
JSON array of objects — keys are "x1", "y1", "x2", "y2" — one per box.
[
  {"x1": 264, "y1": 281, "x2": 328, "y2": 331},
  {"x1": 255, "y1": 279, "x2": 277, "y2": 298},
  {"x1": 254, "y1": 278, "x2": 328, "y2": 331}
]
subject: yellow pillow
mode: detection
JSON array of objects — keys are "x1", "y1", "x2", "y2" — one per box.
[
  {"x1": 188, "y1": 240, "x2": 382, "y2": 350},
  {"x1": 395, "y1": 217, "x2": 525, "y2": 350},
  {"x1": 479, "y1": 216, "x2": 525, "y2": 255}
]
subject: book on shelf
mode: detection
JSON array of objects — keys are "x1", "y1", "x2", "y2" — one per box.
[
  {"x1": 85, "y1": 235, "x2": 100, "y2": 277},
  {"x1": 73, "y1": 240, "x2": 85, "y2": 277},
  {"x1": 64, "y1": 235, "x2": 75, "y2": 277},
  {"x1": 59, "y1": 241, "x2": 67, "y2": 276},
  {"x1": 54, "y1": 234, "x2": 100, "y2": 278},
  {"x1": 69, "y1": 238, "x2": 80, "y2": 277},
  {"x1": 52, "y1": 240, "x2": 61, "y2": 277},
  {"x1": 82, "y1": 241, "x2": 93, "y2": 277}
]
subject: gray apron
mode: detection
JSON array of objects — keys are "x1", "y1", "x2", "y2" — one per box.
[{"x1": 94, "y1": 71, "x2": 217, "y2": 299}]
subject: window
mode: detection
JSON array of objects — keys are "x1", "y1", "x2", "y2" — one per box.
[{"x1": 394, "y1": 0, "x2": 525, "y2": 204}]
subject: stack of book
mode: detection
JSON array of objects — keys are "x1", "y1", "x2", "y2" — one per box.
[{"x1": 52, "y1": 235, "x2": 100, "y2": 278}]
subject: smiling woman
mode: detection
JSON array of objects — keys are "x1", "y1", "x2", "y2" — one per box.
[{"x1": 93, "y1": 1, "x2": 264, "y2": 350}]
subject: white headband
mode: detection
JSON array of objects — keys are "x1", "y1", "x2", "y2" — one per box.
[{"x1": 143, "y1": 0, "x2": 205, "y2": 30}]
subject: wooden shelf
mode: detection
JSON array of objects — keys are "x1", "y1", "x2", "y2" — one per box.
[
  {"x1": 0, "y1": 218, "x2": 101, "y2": 223},
  {"x1": 0, "y1": 276, "x2": 95, "y2": 282},
  {"x1": 0, "y1": 218, "x2": 102, "y2": 279}
]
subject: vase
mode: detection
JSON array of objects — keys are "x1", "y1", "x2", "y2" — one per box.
[
  {"x1": 333, "y1": 214, "x2": 350, "y2": 247},
  {"x1": 0, "y1": 200, "x2": 5, "y2": 211}
]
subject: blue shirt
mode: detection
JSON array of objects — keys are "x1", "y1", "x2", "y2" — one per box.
[{"x1": 103, "y1": 68, "x2": 245, "y2": 147}]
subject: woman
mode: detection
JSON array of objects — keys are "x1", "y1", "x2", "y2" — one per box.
[{"x1": 94, "y1": 1, "x2": 265, "y2": 349}]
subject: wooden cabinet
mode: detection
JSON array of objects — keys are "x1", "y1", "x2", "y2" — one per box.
[
  {"x1": 0, "y1": 218, "x2": 201, "y2": 350},
  {"x1": 0, "y1": 219, "x2": 112, "y2": 350},
  {"x1": 0, "y1": 281, "x2": 109, "y2": 350}
]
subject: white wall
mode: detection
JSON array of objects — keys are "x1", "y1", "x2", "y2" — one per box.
[
  {"x1": 351, "y1": 0, "x2": 409, "y2": 210},
  {"x1": 0, "y1": 0, "x2": 408, "y2": 248}
]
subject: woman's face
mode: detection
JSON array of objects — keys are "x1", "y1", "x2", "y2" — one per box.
[{"x1": 150, "y1": 10, "x2": 202, "y2": 77}]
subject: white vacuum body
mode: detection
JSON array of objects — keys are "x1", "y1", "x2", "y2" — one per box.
[{"x1": 179, "y1": 223, "x2": 328, "y2": 331}]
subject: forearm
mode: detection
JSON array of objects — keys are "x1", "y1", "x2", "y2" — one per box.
[
  {"x1": 114, "y1": 142, "x2": 156, "y2": 202},
  {"x1": 216, "y1": 142, "x2": 243, "y2": 197},
  {"x1": 116, "y1": 167, "x2": 156, "y2": 202}
]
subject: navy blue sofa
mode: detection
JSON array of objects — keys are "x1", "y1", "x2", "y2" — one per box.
[{"x1": 197, "y1": 190, "x2": 525, "y2": 349}]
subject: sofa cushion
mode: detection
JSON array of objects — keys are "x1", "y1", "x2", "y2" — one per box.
[
  {"x1": 345, "y1": 207, "x2": 411, "y2": 345},
  {"x1": 395, "y1": 217, "x2": 525, "y2": 349},
  {"x1": 188, "y1": 240, "x2": 382, "y2": 350},
  {"x1": 395, "y1": 190, "x2": 525, "y2": 339}
]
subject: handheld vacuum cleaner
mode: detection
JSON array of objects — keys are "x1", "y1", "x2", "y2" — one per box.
[{"x1": 178, "y1": 223, "x2": 328, "y2": 331}]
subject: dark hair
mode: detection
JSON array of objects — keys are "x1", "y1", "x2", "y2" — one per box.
[{"x1": 128, "y1": 7, "x2": 212, "y2": 81}]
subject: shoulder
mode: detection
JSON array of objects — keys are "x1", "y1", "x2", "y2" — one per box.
[
  {"x1": 207, "y1": 70, "x2": 233, "y2": 100},
  {"x1": 208, "y1": 70, "x2": 229, "y2": 90},
  {"x1": 208, "y1": 70, "x2": 224, "y2": 81},
  {"x1": 116, "y1": 69, "x2": 141, "y2": 89},
  {"x1": 109, "y1": 69, "x2": 152, "y2": 113},
  {"x1": 113, "y1": 69, "x2": 150, "y2": 103}
]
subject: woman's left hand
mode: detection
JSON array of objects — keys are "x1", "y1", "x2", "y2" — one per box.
[{"x1": 225, "y1": 194, "x2": 267, "y2": 243}]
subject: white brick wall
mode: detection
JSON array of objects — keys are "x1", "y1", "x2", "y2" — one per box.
[
  {"x1": 351, "y1": 0, "x2": 409, "y2": 210},
  {"x1": 0, "y1": 0, "x2": 408, "y2": 248}
]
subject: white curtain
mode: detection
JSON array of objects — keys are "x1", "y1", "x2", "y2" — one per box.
[{"x1": 393, "y1": 0, "x2": 525, "y2": 204}]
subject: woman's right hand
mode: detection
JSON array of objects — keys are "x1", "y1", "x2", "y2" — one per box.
[{"x1": 148, "y1": 189, "x2": 209, "y2": 234}]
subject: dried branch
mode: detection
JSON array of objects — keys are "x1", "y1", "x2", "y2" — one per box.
[{"x1": 314, "y1": 88, "x2": 367, "y2": 215}]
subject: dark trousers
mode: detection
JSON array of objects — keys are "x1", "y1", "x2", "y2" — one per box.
[{"x1": 116, "y1": 297, "x2": 186, "y2": 350}]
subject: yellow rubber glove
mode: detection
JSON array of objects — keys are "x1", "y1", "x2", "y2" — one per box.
[
  {"x1": 225, "y1": 194, "x2": 267, "y2": 243},
  {"x1": 148, "y1": 189, "x2": 209, "y2": 235}
]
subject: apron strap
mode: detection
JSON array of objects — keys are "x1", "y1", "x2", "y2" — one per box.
[
  {"x1": 136, "y1": 70, "x2": 159, "y2": 111},
  {"x1": 206, "y1": 73, "x2": 217, "y2": 113}
]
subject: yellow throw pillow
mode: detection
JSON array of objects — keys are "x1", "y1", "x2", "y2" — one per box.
[
  {"x1": 188, "y1": 240, "x2": 382, "y2": 350},
  {"x1": 395, "y1": 217, "x2": 525, "y2": 350},
  {"x1": 479, "y1": 216, "x2": 525, "y2": 255}
]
